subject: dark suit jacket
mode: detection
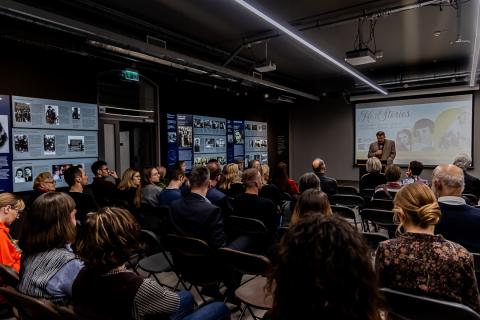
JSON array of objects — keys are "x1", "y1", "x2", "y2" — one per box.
[
  {"x1": 233, "y1": 193, "x2": 279, "y2": 233},
  {"x1": 436, "y1": 202, "x2": 480, "y2": 253},
  {"x1": 360, "y1": 171, "x2": 387, "y2": 191},
  {"x1": 169, "y1": 192, "x2": 226, "y2": 248},
  {"x1": 206, "y1": 187, "x2": 233, "y2": 216},
  {"x1": 314, "y1": 172, "x2": 338, "y2": 196},
  {"x1": 368, "y1": 139, "x2": 396, "y2": 162},
  {"x1": 91, "y1": 177, "x2": 120, "y2": 207},
  {"x1": 464, "y1": 171, "x2": 480, "y2": 198}
]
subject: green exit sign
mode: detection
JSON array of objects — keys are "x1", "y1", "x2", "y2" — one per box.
[{"x1": 121, "y1": 69, "x2": 139, "y2": 82}]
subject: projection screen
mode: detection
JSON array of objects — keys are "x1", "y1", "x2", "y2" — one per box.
[{"x1": 355, "y1": 94, "x2": 473, "y2": 166}]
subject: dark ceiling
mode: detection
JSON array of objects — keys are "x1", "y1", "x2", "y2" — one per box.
[{"x1": 3, "y1": 0, "x2": 478, "y2": 98}]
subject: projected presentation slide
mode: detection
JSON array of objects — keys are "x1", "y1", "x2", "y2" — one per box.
[
  {"x1": 193, "y1": 115, "x2": 227, "y2": 164},
  {"x1": 355, "y1": 95, "x2": 473, "y2": 166},
  {"x1": 12, "y1": 157, "x2": 98, "y2": 192},
  {"x1": 12, "y1": 96, "x2": 98, "y2": 130},
  {"x1": 12, "y1": 129, "x2": 98, "y2": 160},
  {"x1": 245, "y1": 121, "x2": 268, "y2": 164}
]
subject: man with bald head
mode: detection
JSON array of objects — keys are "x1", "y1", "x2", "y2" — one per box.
[
  {"x1": 433, "y1": 164, "x2": 480, "y2": 252},
  {"x1": 312, "y1": 158, "x2": 337, "y2": 196}
]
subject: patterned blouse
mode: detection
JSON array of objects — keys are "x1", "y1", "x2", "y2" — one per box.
[{"x1": 375, "y1": 232, "x2": 480, "y2": 313}]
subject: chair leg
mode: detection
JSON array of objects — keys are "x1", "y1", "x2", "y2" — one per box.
[{"x1": 238, "y1": 304, "x2": 247, "y2": 320}]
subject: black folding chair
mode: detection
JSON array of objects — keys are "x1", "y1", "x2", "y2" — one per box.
[
  {"x1": 463, "y1": 194, "x2": 479, "y2": 206},
  {"x1": 0, "y1": 264, "x2": 19, "y2": 287},
  {"x1": 370, "y1": 198, "x2": 394, "y2": 210},
  {"x1": 337, "y1": 186, "x2": 359, "y2": 195},
  {"x1": 329, "y1": 194, "x2": 365, "y2": 208},
  {"x1": 331, "y1": 205, "x2": 358, "y2": 228},
  {"x1": 380, "y1": 287, "x2": 480, "y2": 320},
  {"x1": 360, "y1": 208, "x2": 396, "y2": 238},
  {"x1": 361, "y1": 232, "x2": 388, "y2": 251},
  {"x1": 225, "y1": 215, "x2": 269, "y2": 254},
  {"x1": 472, "y1": 252, "x2": 480, "y2": 289},
  {"x1": 0, "y1": 286, "x2": 62, "y2": 320}
]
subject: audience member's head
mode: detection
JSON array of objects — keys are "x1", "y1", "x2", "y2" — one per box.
[
  {"x1": 268, "y1": 214, "x2": 382, "y2": 320},
  {"x1": 432, "y1": 164, "x2": 464, "y2": 198},
  {"x1": 64, "y1": 165, "x2": 88, "y2": 188},
  {"x1": 270, "y1": 162, "x2": 290, "y2": 191},
  {"x1": 175, "y1": 161, "x2": 187, "y2": 173},
  {"x1": 261, "y1": 164, "x2": 270, "y2": 185},
  {"x1": 393, "y1": 183, "x2": 441, "y2": 234},
  {"x1": 453, "y1": 153, "x2": 472, "y2": 171},
  {"x1": 0, "y1": 193, "x2": 25, "y2": 226},
  {"x1": 298, "y1": 172, "x2": 320, "y2": 193},
  {"x1": 91, "y1": 160, "x2": 108, "y2": 178},
  {"x1": 18, "y1": 192, "x2": 76, "y2": 256},
  {"x1": 142, "y1": 167, "x2": 160, "y2": 186},
  {"x1": 156, "y1": 166, "x2": 167, "y2": 179},
  {"x1": 118, "y1": 168, "x2": 141, "y2": 190},
  {"x1": 408, "y1": 160, "x2": 424, "y2": 177},
  {"x1": 366, "y1": 157, "x2": 382, "y2": 173},
  {"x1": 376, "y1": 131, "x2": 386, "y2": 144},
  {"x1": 242, "y1": 168, "x2": 262, "y2": 192},
  {"x1": 291, "y1": 189, "x2": 332, "y2": 224},
  {"x1": 219, "y1": 163, "x2": 241, "y2": 190},
  {"x1": 384, "y1": 164, "x2": 401, "y2": 183},
  {"x1": 189, "y1": 166, "x2": 210, "y2": 192},
  {"x1": 76, "y1": 207, "x2": 141, "y2": 274},
  {"x1": 312, "y1": 158, "x2": 326, "y2": 173},
  {"x1": 207, "y1": 161, "x2": 221, "y2": 182},
  {"x1": 248, "y1": 159, "x2": 261, "y2": 170},
  {"x1": 33, "y1": 172, "x2": 56, "y2": 192}
]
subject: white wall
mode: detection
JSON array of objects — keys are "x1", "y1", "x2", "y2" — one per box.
[{"x1": 290, "y1": 91, "x2": 480, "y2": 182}]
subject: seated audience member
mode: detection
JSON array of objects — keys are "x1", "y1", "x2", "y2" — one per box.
[
  {"x1": 290, "y1": 189, "x2": 332, "y2": 224},
  {"x1": 453, "y1": 153, "x2": 480, "y2": 198},
  {"x1": 90, "y1": 160, "x2": 120, "y2": 207},
  {"x1": 156, "y1": 165, "x2": 168, "y2": 189},
  {"x1": 73, "y1": 207, "x2": 230, "y2": 320},
  {"x1": 169, "y1": 166, "x2": 226, "y2": 248},
  {"x1": 206, "y1": 162, "x2": 232, "y2": 216},
  {"x1": 267, "y1": 214, "x2": 382, "y2": 320},
  {"x1": 233, "y1": 168, "x2": 279, "y2": 234},
  {"x1": 402, "y1": 160, "x2": 428, "y2": 185},
  {"x1": 217, "y1": 163, "x2": 244, "y2": 198},
  {"x1": 118, "y1": 168, "x2": 142, "y2": 216},
  {"x1": 374, "y1": 164, "x2": 402, "y2": 199},
  {"x1": 18, "y1": 192, "x2": 82, "y2": 305},
  {"x1": 64, "y1": 165, "x2": 98, "y2": 223},
  {"x1": 141, "y1": 167, "x2": 163, "y2": 208},
  {"x1": 298, "y1": 172, "x2": 320, "y2": 193},
  {"x1": 359, "y1": 157, "x2": 386, "y2": 191},
  {"x1": 158, "y1": 169, "x2": 185, "y2": 207},
  {"x1": 261, "y1": 164, "x2": 270, "y2": 185},
  {"x1": 433, "y1": 164, "x2": 480, "y2": 252},
  {"x1": 375, "y1": 183, "x2": 480, "y2": 312},
  {"x1": 175, "y1": 160, "x2": 187, "y2": 174},
  {"x1": 27, "y1": 172, "x2": 56, "y2": 207},
  {"x1": 260, "y1": 163, "x2": 298, "y2": 207},
  {"x1": 0, "y1": 194, "x2": 25, "y2": 272},
  {"x1": 312, "y1": 158, "x2": 338, "y2": 196}
]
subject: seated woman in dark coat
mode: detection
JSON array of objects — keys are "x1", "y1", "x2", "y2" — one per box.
[{"x1": 360, "y1": 157, "x2": 386, "y2": 191}]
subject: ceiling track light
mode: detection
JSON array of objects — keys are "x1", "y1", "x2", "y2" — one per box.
[
  {"x1": 469, "y1": 0, "x2": 480, "y2": 87},
  {"x1": 231, "y1": 0, "x2": 388, "y2": 95}
]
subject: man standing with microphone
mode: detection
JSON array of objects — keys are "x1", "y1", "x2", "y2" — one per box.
[{"x1": 368, "y1": 131, "x2": 396, "y2": 164}]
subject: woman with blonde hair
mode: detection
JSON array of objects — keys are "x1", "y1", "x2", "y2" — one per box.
[
  {"x1": 290, "y1": 189, "x2": 332, "y2": 224},
  {"x1": 218, "y1": 163, "x2": 244, "y2": 198},
  {"x1": 375, "y1": 183, "x2": 480, "y2": 312},
  {"x1": 261, "y1": 164, "x2": 270, "y2": 185},
  {"x1": 0, "y1": 193, "x2": 25, "y2": 272},
  {"x1": 118, "y1": 168, "x2": 142, "y2": 215},
  {"x1": 28, "y1": 171, "x2": 56, "y2": 206}
]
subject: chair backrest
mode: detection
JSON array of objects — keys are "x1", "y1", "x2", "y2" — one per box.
[
  {"x1": 370, "y1": 198, "x2": 394, "y2": 210},
  {"x1": 56, "y1": 305, "x2": 92, "y2": 320},
  {"x1": 217, "y1": 247, "x2": 271, "y2": 276},
  {"x1": 361, "y1": 232, "x2": 388, "y2": 251},
  {"x1": 166, "y1": 234, "x2": 221, "y2": 286},
  {"x1": 331, "y1": 205, "x2": 356, "y2": 220},
  {"x1": 140, "y1": 229, "x2": 164, "y2": 256},
  {"x1": 0, "y1": 286, "x2": 62, "y2": 320},
  {"x1": 360, "y1": 208, "x2": 395, "y2": 227},
  {"x1": 0, "y1": 263, "x2": 19, "y2": 287},
  {"x1": 276, "y1": 226, "x2": 289, "y2": 241},
  {"x1": 330, "y1": 194, "x2": 365, "y2": 208},
  {"x1": 337, "y1": 186, "x2": 359, "y2": 195},
  {"x1": 463, "y1": 194, "x2": 479, "y2": 206},
  {"x1": 225, "y1": 215, "x2": 268, "y2": 236},
  {"x1": 380, "y1": 287, "x2": 480, "y2": 320},
  {"x1": 360, "y1": 188, "x2": 375, "y2": 199}
]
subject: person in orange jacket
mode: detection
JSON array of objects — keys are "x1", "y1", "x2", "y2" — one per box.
[{"x1": 0, "y1": 193, "x2": 25, "y2": 272}]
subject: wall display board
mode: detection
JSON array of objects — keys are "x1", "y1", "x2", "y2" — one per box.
[
  {"x1": 0, "y1": 96, "x2": 12, "y2": 192},
  {"x1": 11, "y1": 96, "x2": 98, "y2": 192},
  {"x1": 226, "y1": 120, "x2": 245, "y2": 165},
  {"x1": 193, "y1": 115, "x2": 227, "y2": 166},
  {"x1": 245, "y1": 120, "x2": 268, "y2": 165},
  {"x1": 176, "y1": 114, "x2": 194, "y2": 171}
]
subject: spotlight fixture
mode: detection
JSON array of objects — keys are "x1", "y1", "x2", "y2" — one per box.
[{"x1": 230, "y1": 0, "x2": 388, "y2": 95}]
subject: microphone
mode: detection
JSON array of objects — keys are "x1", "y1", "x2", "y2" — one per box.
[{"x1": 379, "y1": 143, "x2": 384, "y2": 150}]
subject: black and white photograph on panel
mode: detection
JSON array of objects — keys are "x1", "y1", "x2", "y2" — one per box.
[
  {"x1": 168, "y1": 132, "x2": 177, "y2": 143},
  {"x1": 45, "y1": 105, "x2": 59, "y2": 125},
  {"x1": 194, "y1": 138, "x2": 201, "y2": 152},
  {"x1": 68, "y1": 135, "x2": 85, "y2": 152},
  {"x1": 0, "y1": 115, "x2": 9, "y2": 153},
  {"x1": 178, "y1": 126, "x2": 192, "y2": 148},
  {"x1": 44, "y1": 134, "x2": 56, "y2": 155},
  {"x1": 14, "y1": 134, "x2": 28, "y2": 153},
  {"x1": 72, "y1": 107, "x2": 81, "y2": 120},
  {"x1": 14, "y1": 102, "x2": 31, "y2": 123},
  {"x1": 24, "y1": 166, "x2": 33, "y2": 182},
  {"x1": 14, "y1": 167, "x2": 26, "y2": 183},
  {"x1": 52, "y1": 164, "x2": 72, "y2": 182}
]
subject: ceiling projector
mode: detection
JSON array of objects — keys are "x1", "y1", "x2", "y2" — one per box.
[
  {"x1": 345, "y1": 48, "x2": 376, "y2": 66},
  {"x1": 254, "y1": 61, "x2": 277, "y2": 73}
]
